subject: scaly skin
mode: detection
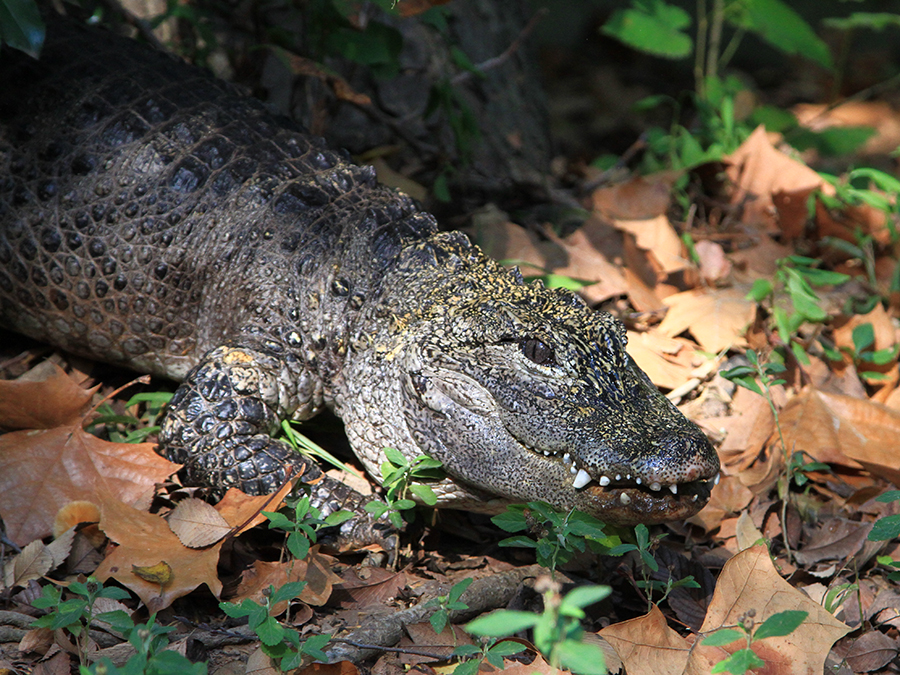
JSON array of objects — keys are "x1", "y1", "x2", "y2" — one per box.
[{"x1": 0, "y1": 13, "x2": 719, "y2": 525}]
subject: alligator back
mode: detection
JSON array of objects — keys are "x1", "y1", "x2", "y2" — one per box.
[{"x1": 0, "y1": 15, "x2": 434, "y2": 381}]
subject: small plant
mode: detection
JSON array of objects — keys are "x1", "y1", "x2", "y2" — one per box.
[
  {"x1": 84, "y1": 613, "x2": 206, "y2": 675},
  {"x1": 492, "y1": 501, "x2": 618, "y2": 576},
  {"x1": 867, "y1": 490, "x2": 900, "y2": 583},
  {"x1": 89, "y1": 392, "x2": 173, "y2": 444},
  {"x1": 31, "y1": 577, "x2": 131, "y2": 668},
  {"x1": 426, "y1": 577, "x2": 473, "y2": 635},
  {"x1": 467, "y1": 577, "x2": 609, "y2": 675},
  {"x1": 364, "y1": 448, "x2": 443, "y2": 528},
  {"x1": 747, "y1": 256, "x2": 850, "y2": 364},
  {"x1": 819, "y1": 322, "x2": 899, "y2": 383},
  {"x1": 721, "y1": 350, "x2": 828, "y2": 561},
  {"x1": 220, "y1": 583, "x2": 330, "y2": 672},
  {"x1": 263, "y1": 494, "x2": 353, "y2": 561},
  {"x1": 703, "y1": 609, "x2": 808, "y2": 675},
  {"x1": 450, "y1": 637, "x2": 526, "y2": 675},
  {"x1": 608, "y1": 524, "x2": 700, "y2": 611}
]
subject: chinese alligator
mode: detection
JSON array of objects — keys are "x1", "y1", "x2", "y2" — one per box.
[{"x1": 0, "y1": 12, "x2": 719, "y2": 525}]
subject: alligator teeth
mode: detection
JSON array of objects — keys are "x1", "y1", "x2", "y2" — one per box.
[
  {"x1": 543, "y1": 450, "x2": 550, "y2": 456},
  {"x1": 649, "y1": 481, "x2": 661, "y2": 491},
  {"x1": 599, "y1": 475, "x2": 610, "y2": 487},
  {"x1": 714, "y1": 473, "x2": 721, "y2": 485},
  {"x1": 669, "y1": 484, "x2": 678, "y2": 495},
  {"x1": 572, "y1": 469, "x2": 591, "y2": 489},
  {"x1": 635, "y1": 477, "x2": 642, "y2": 485},
  {"x1": 615, "y1": 474, "x2": 621, "y2": 481},
  {"x1": 563, "y1": 453, "x2": 571, "y2": 465},
  {"x1": 570, "y1": 465, "x2": 578, "y2": 475},
  {"x1": 620, "y1": 493, "x2": 631, "y2": 505}
]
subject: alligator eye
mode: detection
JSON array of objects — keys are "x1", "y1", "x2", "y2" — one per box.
[{"x1": 521, "y1": 338, "x2": 556, "y2": 366}]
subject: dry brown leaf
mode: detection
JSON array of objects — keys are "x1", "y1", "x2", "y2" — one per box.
[
  {"x1": 780, "y1": 389, "x2": 900, "y2": 484},
  {"x1": 246, "y1": 646, "x2": 280, "y2": 675},
  {"x1": 626, "y1": 331, "x2": 697, "y2": 391},
  {"x1": 793, "y1": 519, "x2": 873, "y2": 567},
  {"x1": 658, "y1": 287, "x2": 756, "y2": 353},
  {"x1": 599, "y1": 604, "x2": 696, "y2": 675},
  {"x1": 2, "y1": 539, "x2": 54, "y2": 588},
  {"x1": 614, "y1": 215, "x2": 689, "y2": 275},
  {"x1": 31, "y1": 650, "x2": 70, "y2": 675},
  {"x1": 687, "y1": 475, "x2": 753, "y2": 532},
  {"x1": 473, "y1": 218, "x2": 629, "y2": 304},
  {"x1": 734, "y1": 511, "x2": 765, "y2": 551},
  {"x1": 167, "y1": 498, "x2": 232, "y2": 548},
  {"x1": 93, "y1": 497, "x2": 224, "y2": 612},
  {"x1": 844, "y1": 630, "x2": 900, "y2": 672},
  {"x1": 591, "y1": 173, "x2": 677, "y2": 220},
  {"x1": 724, "y1": 125, "x2": 829, "y2": 232},
  {"x1": 0, "y1": 424, "x2": 179, "y2": 546},
  {"x1": 694, "y1": 240, "x2": 732, "y2": 284},
  {"x1": 0, "y1": 362, "x2": 97, "y2": 430},
  {"x1": 214, "y1": 483, "x2": 295, "y2": 536},
  {"x1": 688, "y1": 544, "x2": 852, "y2": 675},
  {"x1": 299, "y1": 662, "x2": 361, "y2": 675},
  {"x1": 232, "y1": 548, "x2": 341, "y2": 610},
  {"x1": 715, "y1": 388, "x2": 776, "y2": 473},
  {"x1": 331, "y1": 567, "x2": 411, "y2": 610},
  {"x1": 793, "y1": 100, "x2": 900, "y2": 156}
]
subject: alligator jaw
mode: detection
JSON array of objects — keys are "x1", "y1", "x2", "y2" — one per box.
[{"x1": 517, "y1": 438, "x2": 720, "y2": 524}]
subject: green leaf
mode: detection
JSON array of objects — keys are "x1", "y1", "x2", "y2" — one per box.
[
  {"x1": 270, "y1": 581, "x2": 307, "y2": 606},
  {"x1": 410, "y1": 483, "x2": 438, "y2": 506},
  {"x1": 557, "y1": 640, "x2": 608, "y2": 675},
  {"x1": 562, "y1": 585, "x2": 612, "y2": 610},
  {"x1": 851, "y1": 324, "x2": 875, "y2": 353},
  {"x1": 876, "y1": 490, "x2": 900, "y2": 503},
  {"x1": 868, "y1": 514, "x2": 900, "y2": 541},
  {"x1": 491, "y1": 509, "x2": 529, "y2": 533},
  {"x1": 453, "y1": 645, "x2": 482, "y2": 658},
  {"x1": 287, "y1": 533, "x2": 311, "y2": 560},
  {"x1": 466, "y1": 610, "x2": 540, "y2": 636},
  {"x1": 255, "y1": 615, "x2": 286, "y2": 647},
  {"x1": 601, "y1": 0, "x2": 693, "y2": 59},
  {"x1": 487, "y1": 640, "x2": 527, "y2": 657},
  {"x1": 711, "y1": 647, "x2": 765, "y2": 674},
  {"x1": 702, "y1": 628, "x2": 744, "y2": 646},
  {"x1": 825, "y1": 12, "x2": 900, "y2": 32},
  {"x1": 728, "y1": 0, "x2": 832, "y2": 69},
  {"x1": 449, "y1": 577, "x2": 474, "y2": 603},
  {"x1": 0, "y1": 0, "x2": 44, "y2": 57},
  {"x1": 324, "y1": 509, "x2": 355, "y2": 527},
  {"x1": 383, "y1": 447, "x2": 408, "y2": 468},
  {"x1": 753, "y1": 610, "x2": 808, "y2": 640},
  {"x1": 452, "y1": 657, "x2": 482, "y2": 675},
  {"x1": 747, "y1": 278, "x2": 773, "y2": 302},
  {"x1": 430, "y1": 609, "x2": 448, "y2": 634}
]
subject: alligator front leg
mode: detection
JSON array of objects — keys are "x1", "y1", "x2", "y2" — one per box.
[
  {"x1": 159, "y1": 345, "x2": 320, "y2": 495},
  {"x1": 158, "y1": 345, "x2": 391, "y2": 548}
]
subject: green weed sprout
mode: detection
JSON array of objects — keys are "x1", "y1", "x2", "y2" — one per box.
[
  {"x1": 220, "y1": 582, "x2": 329, "y2": 671},
  {"x1": 703, "y1": 610, "x2": 808, "y2": 675},
  {"x1": 263, "y1": 494, "x2": 353, "y2": 561},
  {"x1": 365, "y1": 448, "x2": 444, "y2": 528},
  {"x1": 867, "y1": 490, "x2": 900, "y2": 582},
  {"x1": 467, "y1": 578, "x2": 610, "y2": 675},
  {"x1": 492, "y1": 501, "x2": 618, "y2": 577},
  {"x1": 608, "y1": 523, "x2": 699, "y2": 612}
]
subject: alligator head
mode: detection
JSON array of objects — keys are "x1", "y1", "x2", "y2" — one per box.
[{"x1": 343, "y1": 232, "x2": 720, "y2": 525}]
